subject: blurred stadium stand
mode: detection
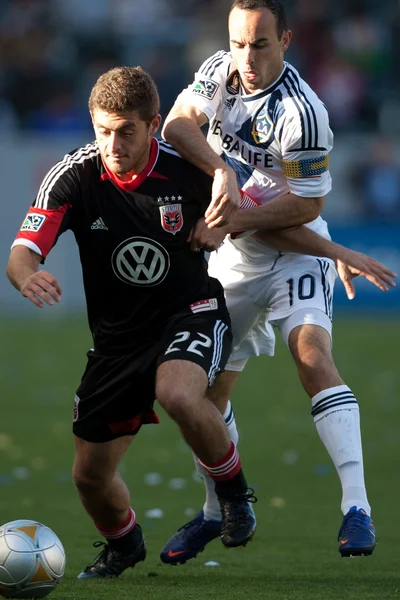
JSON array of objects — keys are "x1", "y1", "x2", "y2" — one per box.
[{"x1": 1, "y1": 0, "x2": 399, "y2": 313}]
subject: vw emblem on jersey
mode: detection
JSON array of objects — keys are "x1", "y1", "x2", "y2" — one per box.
[
  {"x1": 111, "y1": 237, "x2": 170, "y2": 287},
  {"x1": 160, "y1": 204, "x2": 183, "y2": 235},
  {"x1": 251, "y1": 104, "x2": 274, "y2": 145}
]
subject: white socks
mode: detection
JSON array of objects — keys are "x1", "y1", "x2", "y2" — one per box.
[
  {"x1": 194, "y1": 400, "x2": 238, "y2": 521},
  {"x1": 193, "y1": 386, "x2": 371, "y2": 521},
  {"x1": 312, "y1": 385, "x2": 371, "y2": 515}
]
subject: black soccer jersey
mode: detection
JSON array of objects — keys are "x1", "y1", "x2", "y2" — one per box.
[{"x1": 13, "y1": 138, "x2": 225, "y2": 354}]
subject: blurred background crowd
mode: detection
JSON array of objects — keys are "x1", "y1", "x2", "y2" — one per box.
[
  {"x1": 1, "y1": 0, "x2": 400, "y2": 222},
  {"x1": 1, "y1": 0, "x2": 400, "y2": 223}
]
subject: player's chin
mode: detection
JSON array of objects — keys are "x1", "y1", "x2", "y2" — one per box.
[
  {"x1": 109, "y1": 164, "x2": 129, "y2": 176},
  {"x1": 107, "y1": 157, "x2": 128, "y2": 171}
]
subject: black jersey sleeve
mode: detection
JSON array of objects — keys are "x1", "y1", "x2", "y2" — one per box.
[{"x1": 12, "y1": 148, "x2": 82, "y2": 258}]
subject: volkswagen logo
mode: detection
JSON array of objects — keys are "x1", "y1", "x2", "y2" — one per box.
[{"x1": 111, "y1": 237, "x2": 170, "y2": 287}]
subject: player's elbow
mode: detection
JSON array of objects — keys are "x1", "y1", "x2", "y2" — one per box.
[
  {"x1": 162, "y1": 103, "x2": 187, "y2": 140},
  {"x1": 162, "y1": 104, "x2": 207, "y2": 142},
  {"x1": 306, "y1": 196, "x2": 324, "y2": 221},
  {"x1": 162, "y1": 114, "x2": 184, "y2": 143},
  {"x1": 161, "y1": 119, "x2": 175, "y2": 143}
]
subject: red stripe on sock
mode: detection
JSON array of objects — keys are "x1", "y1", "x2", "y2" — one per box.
[
  {"x1": 95, "y1": 507, "x2": 136, "y2": 539},
  {"x1": 199, "y1": 442, "x2": 242, "y2": 481}
]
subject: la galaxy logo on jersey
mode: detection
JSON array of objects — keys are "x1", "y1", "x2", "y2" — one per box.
[
  {"x1": 251, "y1": 104, "x2": 274, "y2": 145},
  {"x1": 231, "y1": 89, "x2": 283, "y2": 151},
  {"x1": 193, "y1": 79, "x2": 219, "y2": 100},
  {"x1": 160, "y1": 204, "x2": 183, "y2": 234}
]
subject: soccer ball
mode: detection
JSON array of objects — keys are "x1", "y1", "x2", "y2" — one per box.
[{"x1": 0, "y1": 520, "x2": 65, "y2": 599}]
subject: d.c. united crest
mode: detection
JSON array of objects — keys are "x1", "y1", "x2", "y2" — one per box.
[{"x1": 160, "y1": 204, "x2": 183, "y2": 234}]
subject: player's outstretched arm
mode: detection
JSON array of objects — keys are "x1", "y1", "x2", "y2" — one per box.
[
  {"x1": 228, "y1": 192, "x2": 323, "y2": 232},
  {"x1": 252, "y1": 227, "x2": 397, "y2": 297},
  {"x1": 162, "y1": 102, "x2": 240, "y2": 228},
  {"x1": 6, "y1": 246, "x2": 62, "y2": 308}
]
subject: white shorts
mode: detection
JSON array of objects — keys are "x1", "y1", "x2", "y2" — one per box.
[{"x1": 208, "y1": 237, "x2": 338, "y2": 371}]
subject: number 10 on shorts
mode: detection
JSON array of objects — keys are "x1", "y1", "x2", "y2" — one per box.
[{"x1": 286, "y1": 275, "x2": 316, "y2": 307}]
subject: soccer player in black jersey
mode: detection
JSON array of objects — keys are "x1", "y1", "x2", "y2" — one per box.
[{"x1": 6, "y1": 66, "x2": 257, "y2": 579}]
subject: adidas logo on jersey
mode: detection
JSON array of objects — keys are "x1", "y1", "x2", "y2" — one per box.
[
  {"x1": 91, "y1": 217, "x2": 108, "y2": 231},
  {"x1": 225, "y1": 97, "x2": 237, "y2": 111}
]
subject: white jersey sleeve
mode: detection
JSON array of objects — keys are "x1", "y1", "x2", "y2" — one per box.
[
  {"x1": 279, "y1": 86, "x2": 333, "y2": 198},
  {"x1": 176, "y1": 51, "x2": 231, "y2": 121}
]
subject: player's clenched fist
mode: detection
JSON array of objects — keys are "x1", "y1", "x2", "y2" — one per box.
[
  {"x1": 20, "y1": 271, "x2": 62, "y2": 308},
  {"x1": 204, "y1": 168, "x2": 241, "y2": 229}
]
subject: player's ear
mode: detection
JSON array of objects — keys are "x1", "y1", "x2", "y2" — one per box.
[
  {"x1": 149, "y1": 114, "x2": 162, "y2": 136},
  {"x1": 280, "y1": 29, "x2": 292, "y2": 52}
]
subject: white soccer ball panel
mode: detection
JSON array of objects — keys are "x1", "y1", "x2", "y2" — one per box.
[
  {"x1": 35, "y1": 528, "x2": 56, "y2": 552},
  {"x1": 2, "y1": 534, "x2": 35, "y2": 555},
  {"x1": 41, "y1": 546, "x2": 65, "y2": 579},
  {"x1": 0, "y1": 537, "x2": 11, "y2": 567},
  {"x1": 3, "y1": 550, "x2": 36, "y2": 585}
]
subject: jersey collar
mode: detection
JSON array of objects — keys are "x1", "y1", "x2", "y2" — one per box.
[
  {"x1": 100, "y1": 137, "x2": 160, "y2": 192},
  {"x1": 240, "y1": 63, "x2": 289, "y2": 103}
]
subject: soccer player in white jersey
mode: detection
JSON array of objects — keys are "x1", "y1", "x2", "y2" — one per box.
[{"x1": 159, "y1": 0, "x2": 379, "y2": 562}]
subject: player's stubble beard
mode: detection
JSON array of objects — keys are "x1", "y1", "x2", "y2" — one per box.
[{"x1": 107, "y1": 130, "x2": 153, "y2": 178}]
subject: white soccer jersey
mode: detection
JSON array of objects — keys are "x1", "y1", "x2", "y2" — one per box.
[{"x1": 177, "y1": 50, "x2": 334, "y2": 244}]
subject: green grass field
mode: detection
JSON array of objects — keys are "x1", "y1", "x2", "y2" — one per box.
[{"x1": 1, "y1": 315, "x2": 399, "y2": 600}]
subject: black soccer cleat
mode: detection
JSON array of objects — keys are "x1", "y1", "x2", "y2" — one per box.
[
  {"x1": 218, "y1": 489, "x2": 257, "y2": 548},
  {"x1": 77, "y1": 524, "x2": 146, "y2": 578}
]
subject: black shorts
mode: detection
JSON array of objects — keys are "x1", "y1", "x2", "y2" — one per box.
[{"x1": 73, "y1": 301, "x2": 232, "y2": 443}]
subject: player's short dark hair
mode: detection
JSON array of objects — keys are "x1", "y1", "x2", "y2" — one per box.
[
  {"x1": 89, "y1": 66, "x2": 160, "y2": 123},
  {"x1": 229, "y1": 0, "x2": 288, "y2": 39}
]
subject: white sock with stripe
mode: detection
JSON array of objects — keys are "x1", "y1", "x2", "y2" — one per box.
[
  {"x1": 312, "y1": 385, "x2": 371, "y2": 515},
  {"x1": 193, "y1": 400, "x2": 238, "y2": 521}
]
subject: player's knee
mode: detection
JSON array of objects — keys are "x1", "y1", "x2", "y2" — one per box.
[
  {"x1": 72, "y1": 463, "x2": 109, "y2": 493},
  {"x1": 298, "y1": 344, "x2": 327, "y2": 367},
  {"x1": 157, "y1": 386, "x2": 194, "y2": 422}
]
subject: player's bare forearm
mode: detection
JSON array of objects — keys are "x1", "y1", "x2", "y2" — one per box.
[
  {"x1": 163, "y1": 104, "x2": 241, "y2": 228},
  {"x1": 6, "y1": 245, "x2": 41, "y2": 291},
  {"x1": 252, "y1": 225, "x2": 343, "y2": 259},
  {"x1": 6, "y1": 245, "x2": 62, "y2": 308},
  {"x1": 162, "y1": 106, "x2": 226, "y2": 178},
  {"x1": 251, "y1": 226, "x2": 397, "y2": 295},
  {"x1": 228, "y1": 193, "x2": 323, "y2": 231}
]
